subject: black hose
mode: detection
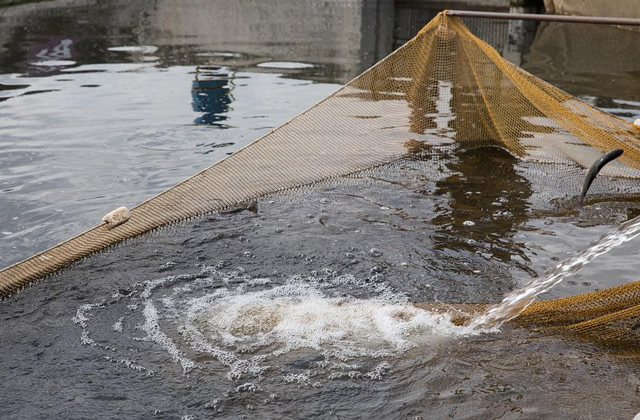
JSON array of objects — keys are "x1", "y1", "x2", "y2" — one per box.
[{"x1": 578, "y1": 149, "x2": 624, "y2": 207}]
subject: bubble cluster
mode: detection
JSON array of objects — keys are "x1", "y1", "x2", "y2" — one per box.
[{"x1": 73, "y1": 266, "x2": 472, "y2": 386}]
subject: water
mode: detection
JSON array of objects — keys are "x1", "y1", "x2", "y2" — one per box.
[
  {"x1": 0, "y1": 0, "x2": 359, "y2": 267},
  {"x1": 0, "y1": 62, "x2": 339, "y2": 267},
  {"x1": 3, "y1": 1, "x2": 640, "y2": 418},
  {"x1": 3, "y1": 162, "x2": 640, "y2": 418},
  {"x1": 74, "y1": 268, "x2": 471, "y2": 383},
  {"x1": 470, "y1": 215, "x2": 640, "y2": 328},
  {"x1": 2, "y1": 0, "x2": 640, "y2": 268}
]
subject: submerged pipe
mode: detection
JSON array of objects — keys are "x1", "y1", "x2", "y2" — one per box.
[
  {"x1": 444, "y1": 10, "x2": 640, "y2": 26},
  {"x1": 578, "y1": 149, "x2": 624, "y2": 207}
]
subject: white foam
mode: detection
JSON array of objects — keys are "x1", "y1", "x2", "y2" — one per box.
[
  {"x1": 139, "y1": 300, "x2": 196, "y2": 373},
  {"x1": 75, "y1": 267, "x2": 476, "y2": 384},
  {"x1": 113, "y1": 317, "x2": 124, "y2": 333},
  {"x1": 183, "y1": 274, "x2": 470, "y2": 370},
  {"x1": 282, "y1": 372, "x2": 311, "y2": 384},
  {"x1": 72, "y1": 303, "x2": 102, "y2": 346},
  {"x1": 103, "y1": 356, "x2": 154, "y2": 376}
]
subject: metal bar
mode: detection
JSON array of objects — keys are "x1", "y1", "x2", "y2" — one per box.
[{"x1": 445, "y1": 10, "x2": 640, "y2": 26}]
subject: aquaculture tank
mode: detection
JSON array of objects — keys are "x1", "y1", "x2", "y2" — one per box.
[{"x1": 2, "y1": 4, "x2": 640, "y2": 419}]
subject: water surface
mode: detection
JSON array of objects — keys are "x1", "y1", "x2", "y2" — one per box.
[
  {"x1": 2, "y1": 1, "x2": 640, "y2": 419},
  {"x1": 2, "y1": 0, "x2": 640, "y2": 267}
]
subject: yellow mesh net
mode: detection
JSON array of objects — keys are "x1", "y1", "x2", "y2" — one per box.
[{"x1": 2, "y1": 12, "x2": 640, "y2": 350}]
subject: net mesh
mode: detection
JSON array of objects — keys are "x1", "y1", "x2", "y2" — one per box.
[{"x1": 2, "y1": 12, "x2": 640, "y2": 350}]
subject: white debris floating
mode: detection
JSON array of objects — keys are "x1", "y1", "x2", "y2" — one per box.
[{"x1": 102, "y1": 206, "x2": 131, "y2": 230}]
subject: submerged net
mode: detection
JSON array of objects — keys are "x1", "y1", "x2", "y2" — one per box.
[{"x1": 2, "y1": 12, "x2": 640, "y2": 350}]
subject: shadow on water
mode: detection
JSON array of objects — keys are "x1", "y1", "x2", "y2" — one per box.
[{"x1": 431, "y1": 147, "x2": 534, "y2": 274}]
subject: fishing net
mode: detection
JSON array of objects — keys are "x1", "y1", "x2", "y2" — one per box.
[{"x1": 2, "y1": 12, "x2": 640, "y2": 350}]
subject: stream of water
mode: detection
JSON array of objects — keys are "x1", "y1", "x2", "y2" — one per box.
[{"x1": 470, "y1": 215, "x2": 640, "y2": 329}]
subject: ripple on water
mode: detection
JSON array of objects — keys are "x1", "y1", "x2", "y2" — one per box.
[
  {"x1": 256, "y1": 61, "x2": 315, "y2": 69},
  {"x1": 31, "y1": 60, "x2": 77, "y2": 66},
  {"x1": 108, "y1": 46, "x2": 159, "y2": 54}
]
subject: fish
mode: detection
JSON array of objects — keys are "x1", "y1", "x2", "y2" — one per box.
[{"x1": 578, "y1": 149, "x2": 624, "y2": 207}]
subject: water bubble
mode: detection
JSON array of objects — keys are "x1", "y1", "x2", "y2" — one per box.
[
  {"x1": 319, "y1": 198, "x2": 331, "y2": 204},
  {"x1": 370, "y1": 266, "x2": 383, "y2": 274},
  {"x1": 72, "y1": 267, "x2": 475, "y2": 398},
  {"x1": 204, "y1": 399, "x2": 219, "y2": 410},
  {"x1": 112, "y1": 317, "x2": 124, "y2": 332},
  {"x1": 368, "y1": 248, "x2": 383, "y2": 257},
  {"x1": 160, "y1": 261, "x2": 177, "y2": 271},
  {"x1": 462, "y1": 220, "x2": 475, "y2": 227}
]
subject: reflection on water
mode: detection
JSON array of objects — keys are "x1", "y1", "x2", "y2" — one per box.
[
  {"x1": 522, "y1": 21, "x2": 640, "y2": 104},
  {"x1": 191, "y1": 66, "x2": 233, "y2": 127},
  {"x1": 1, "y1": 0, "x2": 640, "y2": 266},
  {"x1": 432, "y1": 147, "x2": 533, "y2": 272}
]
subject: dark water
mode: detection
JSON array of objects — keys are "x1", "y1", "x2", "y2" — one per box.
[
  {"x1": 2, "y1": 1, "x2": 640, "y2": 419},
  {"x1": 3, "y1": 155, "x2": 640, "y2": 419}
]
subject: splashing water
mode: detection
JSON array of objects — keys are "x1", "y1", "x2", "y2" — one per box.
[
  {"x1": 72, "y1": 211, "x2": 640, "y2": 385},
  {"x1": 469, "y1": 216, "x2": 640, "y2": 329},
  {"x1": 74, "y1": 267, "x2": 477, "y2": 385}
]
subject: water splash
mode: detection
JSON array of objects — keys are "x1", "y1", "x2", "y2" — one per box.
[
  {"x1": 74, "y1": 267, "x2": 476, "y2": 385},
  {"x1": 469, "y1": 215, "x2": 640, "y2": 329}
]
